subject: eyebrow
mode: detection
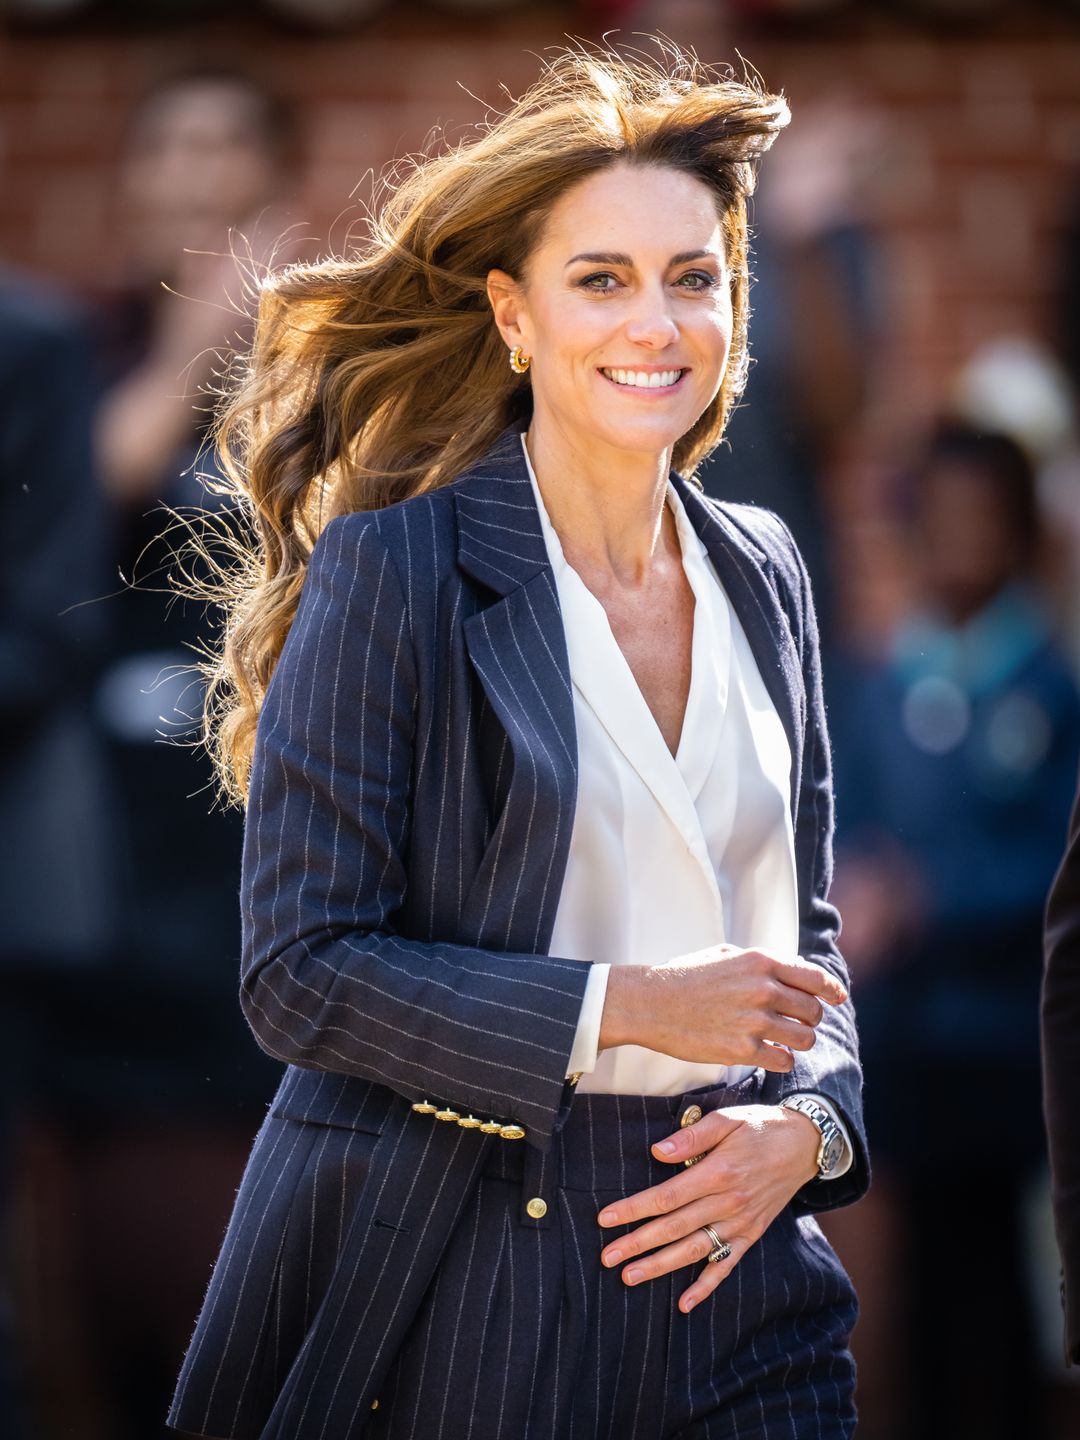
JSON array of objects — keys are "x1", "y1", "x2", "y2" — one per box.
[{"x1": 564, "y1": 248, "x2": 721, "y2": 268}]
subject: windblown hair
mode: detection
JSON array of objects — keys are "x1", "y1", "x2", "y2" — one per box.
[{"x1": 205, "y1": 41, "x2": 790, "y2": 803}]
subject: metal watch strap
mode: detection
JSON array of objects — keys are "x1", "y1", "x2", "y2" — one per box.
[{"x1": 780, "y1": 1095, "x2": 843, "y2": 1180}]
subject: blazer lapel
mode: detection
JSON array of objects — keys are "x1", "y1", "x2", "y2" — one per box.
[
  {"x1": 452, "y1": 431, "x2": 579, "y2": 955},
  {"x1": 671, "y1": 474, "x2": 807, "y2": 824}
]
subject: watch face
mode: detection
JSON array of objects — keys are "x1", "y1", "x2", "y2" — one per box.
[{"x1": 821, "y1": 1132, "x2": 845, "y2": 1176}]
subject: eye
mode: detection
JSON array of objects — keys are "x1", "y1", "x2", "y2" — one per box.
[
  {"x1": 674, "y1": 270, "x2": 719, "y2": 291},
  {"x1": 577, "y1": 271, "x2": 621, "y2": 293}
]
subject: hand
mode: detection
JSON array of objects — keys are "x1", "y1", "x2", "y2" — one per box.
[
  {"x1": 600, "y1": 947, "x2": 848, "y2": 1074},
  {"x1": 595, "y1": 1103, "x2": 821, "y2": 1313}
]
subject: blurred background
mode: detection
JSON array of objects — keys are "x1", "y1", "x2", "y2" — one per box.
[{"x1": 2, "y1": 0, "x2": 1080, "y2": 1437}]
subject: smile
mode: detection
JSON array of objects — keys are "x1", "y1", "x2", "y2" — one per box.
[{"x1": 600, "y1": 367, "x2": 685, "y2": 390}]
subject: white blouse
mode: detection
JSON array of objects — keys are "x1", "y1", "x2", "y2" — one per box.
[
  {"x1": 522, "y1": 435, "x2": 799, "y2": 1095},
  {"x1": 521, "y1": 438, "x2": 853, "y2": 1173}
]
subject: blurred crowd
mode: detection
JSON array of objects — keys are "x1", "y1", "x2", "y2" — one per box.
[{"x1": 3, "y1": 21, "x2": 1080, "y2": 1440}]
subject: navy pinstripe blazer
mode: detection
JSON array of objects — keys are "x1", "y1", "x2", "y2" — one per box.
[{"x1": 170, "y1": 427, "x2": 868, "y2": 1440}]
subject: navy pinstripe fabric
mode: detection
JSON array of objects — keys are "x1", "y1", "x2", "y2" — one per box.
[
  {"x1": 168, "y1": 429, "x2": 867, "y2": 1440},
  {"x1": 370, "y1": 1074, "x2": 857, "y2": 1440}
]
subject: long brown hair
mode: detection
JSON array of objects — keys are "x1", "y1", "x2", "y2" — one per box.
[{"x1": 203, "y1": 41, "x2": 790, "y2": 804}]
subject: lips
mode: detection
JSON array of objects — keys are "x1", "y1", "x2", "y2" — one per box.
[{"x1": 600, "y1": 367, "x2": 685, "y2": 389}]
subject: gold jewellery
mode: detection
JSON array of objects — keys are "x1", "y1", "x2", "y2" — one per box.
[{"x1": 509, "y1": 345, "x2": 531, "y2": 375}]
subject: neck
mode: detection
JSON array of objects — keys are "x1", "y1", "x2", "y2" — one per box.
[{"x1": 524, "y1": 411, "x2": 678, "y2": 589}]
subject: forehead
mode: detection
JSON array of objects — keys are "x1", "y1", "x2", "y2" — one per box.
[
  {"x1": 536, "y1": 162, "x2": 725, "y2": 261},
  {"x1": 132, "y1": 83, "x2": 267, "y2": 151}
]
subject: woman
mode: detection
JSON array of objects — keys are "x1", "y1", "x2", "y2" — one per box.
[{"x1": 169, "y1": 45, "x2": 868, "y2": 1440}]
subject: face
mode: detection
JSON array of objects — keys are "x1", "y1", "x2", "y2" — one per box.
[
  {"x1": 917, "y1": 462, "x2": 1020, "y2": 618},
  {"x1": 488, "y1": 162, "x2": 734, "y2": 462},
  {"x1": 122, "y1": 81, "x2": 279, "y2": 270}
]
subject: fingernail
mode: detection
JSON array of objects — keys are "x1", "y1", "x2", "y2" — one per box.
[
  {"x1": 625, "y1": 1267, "x2": 644, "y2": 1285},
  {"x1": 682, "y1": 1296, "x2": 696, "y2": 1312},
  {"x1": 604, "y1": 1249, "x2": 622, "y2": 1266},
  {"x1": 598, "y1": 1210, "x2": 617, "y2": 1226},
  {"x1": 655, "y1": 1139, "x2": 677, "y2": 1155}
]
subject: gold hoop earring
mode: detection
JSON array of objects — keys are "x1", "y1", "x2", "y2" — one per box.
[{"x1": 509, "y1": 345, "x2": 531, "y2": 375}]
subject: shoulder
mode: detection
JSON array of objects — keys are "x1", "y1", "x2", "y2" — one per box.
[
  {"x1": 704, "y1": 493, "x2": 803, "y2": 574},
  {"x1": 311, "y1": 485, "x2": 458, "y2": 594},
  {"x1": 316, "y1": 485, "x2": 457, "y2": 560},
  {"x1": 692, "y1": 488, "x2": 812, "y2": 642}
]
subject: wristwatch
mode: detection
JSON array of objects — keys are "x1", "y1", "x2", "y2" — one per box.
[{"x1": 780, "y1": 1095, "x2": 846, "y2": 1181}]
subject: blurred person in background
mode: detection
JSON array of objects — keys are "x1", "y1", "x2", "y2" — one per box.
[
  {"x1": 20, "y1": 70, "x2": 299, "y2": 1440},
  {"x1": 0, "y1": 272, "x2": 112, "y2": 1440},
  {"x1": 697, "y1": 95, "x2": 881, "y2": 647},
  {"x1": 828, "y1": 419, "x2": 1080, "y2": 1440}
]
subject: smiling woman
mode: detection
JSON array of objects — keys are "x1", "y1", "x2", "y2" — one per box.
[{"x1": 168, "y1": 40, "x2": 867, "y2": 1440}]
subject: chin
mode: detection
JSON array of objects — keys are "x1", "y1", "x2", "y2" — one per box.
[{"x1": 590, "y1": 412, "x2": 688, "y2": 458}]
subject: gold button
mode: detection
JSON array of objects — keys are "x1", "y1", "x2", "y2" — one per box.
[
  {"x1": 478, "y1": 1119, "x2": 502, "y2": 1134},
  {"x1": 526, "y1": 1197, "x2": 547, "y2": 1219},
  {"x1": 499, "y1": 1123, "x2": 526, "y2": 1140},
  {"x1": 456, "y1": 1114, "x2": 482, "y2": 1129},
  {"x1": 371, "y1": 1398, "x2": 379, "y2": 1410},
  {"x1": 434, "y1": 1108, "x2": 460, "y2": 1123},
  {"x1": 411, "y1": 1099, "x2": 437, "y2": 1115},
  {"x1": 680, "y1": 1103, "x2": 706, "y2": 1167}
]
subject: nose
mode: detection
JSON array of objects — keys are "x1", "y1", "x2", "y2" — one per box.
[{"x1": 624, "y1": 282, "x2": 679, "y2": 350}]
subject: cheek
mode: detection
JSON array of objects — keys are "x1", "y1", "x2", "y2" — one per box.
[
  {"x1": 700, "y1": 300, "x2": 734, "y2": 360},
  {"x1": 535, "y1": 294, "x2": 617, "y2": 360},
  {"x1": 686, "y1": 309, "x2": 734, "y2": 409}
]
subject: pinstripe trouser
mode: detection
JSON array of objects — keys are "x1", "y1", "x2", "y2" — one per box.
[{"x1": 367, "y1": 1073, "x2": 858, "y2": 1440}]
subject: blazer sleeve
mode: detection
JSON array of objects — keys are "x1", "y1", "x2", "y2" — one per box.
[
  {"x1": 768, "y1": 516, "x2": 870, "y2": 1213},
  {"x1": 1043, "y1": 768, "x2": 1080, "y2": 1364},
  {"x1": 239, "y1": 511, "x2": 590, "y2": 1148}
]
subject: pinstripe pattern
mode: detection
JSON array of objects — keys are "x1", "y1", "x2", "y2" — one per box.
[
  {"x1": 367, "y1": 1075, "x2": 856, "y2": 1439},
  {"x1": 168, "y1": 429, "x2": 867, "y2": 1439}
]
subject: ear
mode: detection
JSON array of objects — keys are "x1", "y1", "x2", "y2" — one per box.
[{"x1": 486, "y1": 269, "x2": 529, "y2": 352}]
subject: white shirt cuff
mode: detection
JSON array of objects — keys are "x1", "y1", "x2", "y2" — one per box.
[
  {"x1": 794, "y1": 1091, "x2": 854, "y2": 1179},
  {"x1": 566, "y1": 964, "x2": 610, "y2": 1076}
]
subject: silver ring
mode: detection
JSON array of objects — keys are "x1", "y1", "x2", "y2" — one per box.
[{"x1": 702, "y1": 1225, "x2": 732, "y2": 1264}]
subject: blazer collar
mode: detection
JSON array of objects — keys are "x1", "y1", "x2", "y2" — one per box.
[
  {"x1": 452, "y1": 426, "x2": 771, "y2": 598},
  {"x1": 451, "y1": 429, "x2": 552, "y2": 597}
]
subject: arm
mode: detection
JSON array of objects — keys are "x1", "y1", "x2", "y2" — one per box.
[
  {"x1": 1043, "y1": 769, "x2": 1080, "y2": 1364},
  {"x1": 240, "y1": 513, "x2": 591, "y2": 1151},
  {"x1": 772, "y1": 517, "x2": 869, "y2": 1211}
]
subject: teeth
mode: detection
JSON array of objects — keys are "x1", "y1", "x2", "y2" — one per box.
[{"x1": 603, "y1": 368, "x2": 682, "y2": 389}]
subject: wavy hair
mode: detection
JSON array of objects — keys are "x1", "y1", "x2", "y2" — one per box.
[{"x1": 203, "y1": 41, "x2": 790, "y2": 803}]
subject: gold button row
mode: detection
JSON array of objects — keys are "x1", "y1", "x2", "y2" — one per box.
[{"x1": 411, "y1": 1099, "x2": 525, "y2": 1141}]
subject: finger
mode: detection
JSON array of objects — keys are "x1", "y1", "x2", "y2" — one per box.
[
  {"x1": 752, "y1": 1041, "x2": 795, "y2": 1073},
  {"x1": 601, "y1": 1193, "x2": 743, "y2": 1269},
  {"x1": 773, "y1": 986, "x2": 824, "y2": 1028},
  {"x1": 616, "y1": 1222, "x2": 720, "y2": 1287},
  {"x1": 772, "y1": 957, "x2": 848, "y2": 1006},
  {"x1": 677, "y1": 1234, "x2": 753, "y2": 1313},
  {"x1": 762, "y1": 1015, "x2": 819, "y2": 1053},
  {"x1": 651, "y1": 1108, "x2": 742, "y2": 1164},
  {"x1": 598, "y1": 1168, "x2": 706, "y2": 1228}
]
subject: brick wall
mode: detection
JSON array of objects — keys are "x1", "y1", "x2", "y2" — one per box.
[{"x1": 2, "y1": 8, "x2": 1078, "y2": 446}]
